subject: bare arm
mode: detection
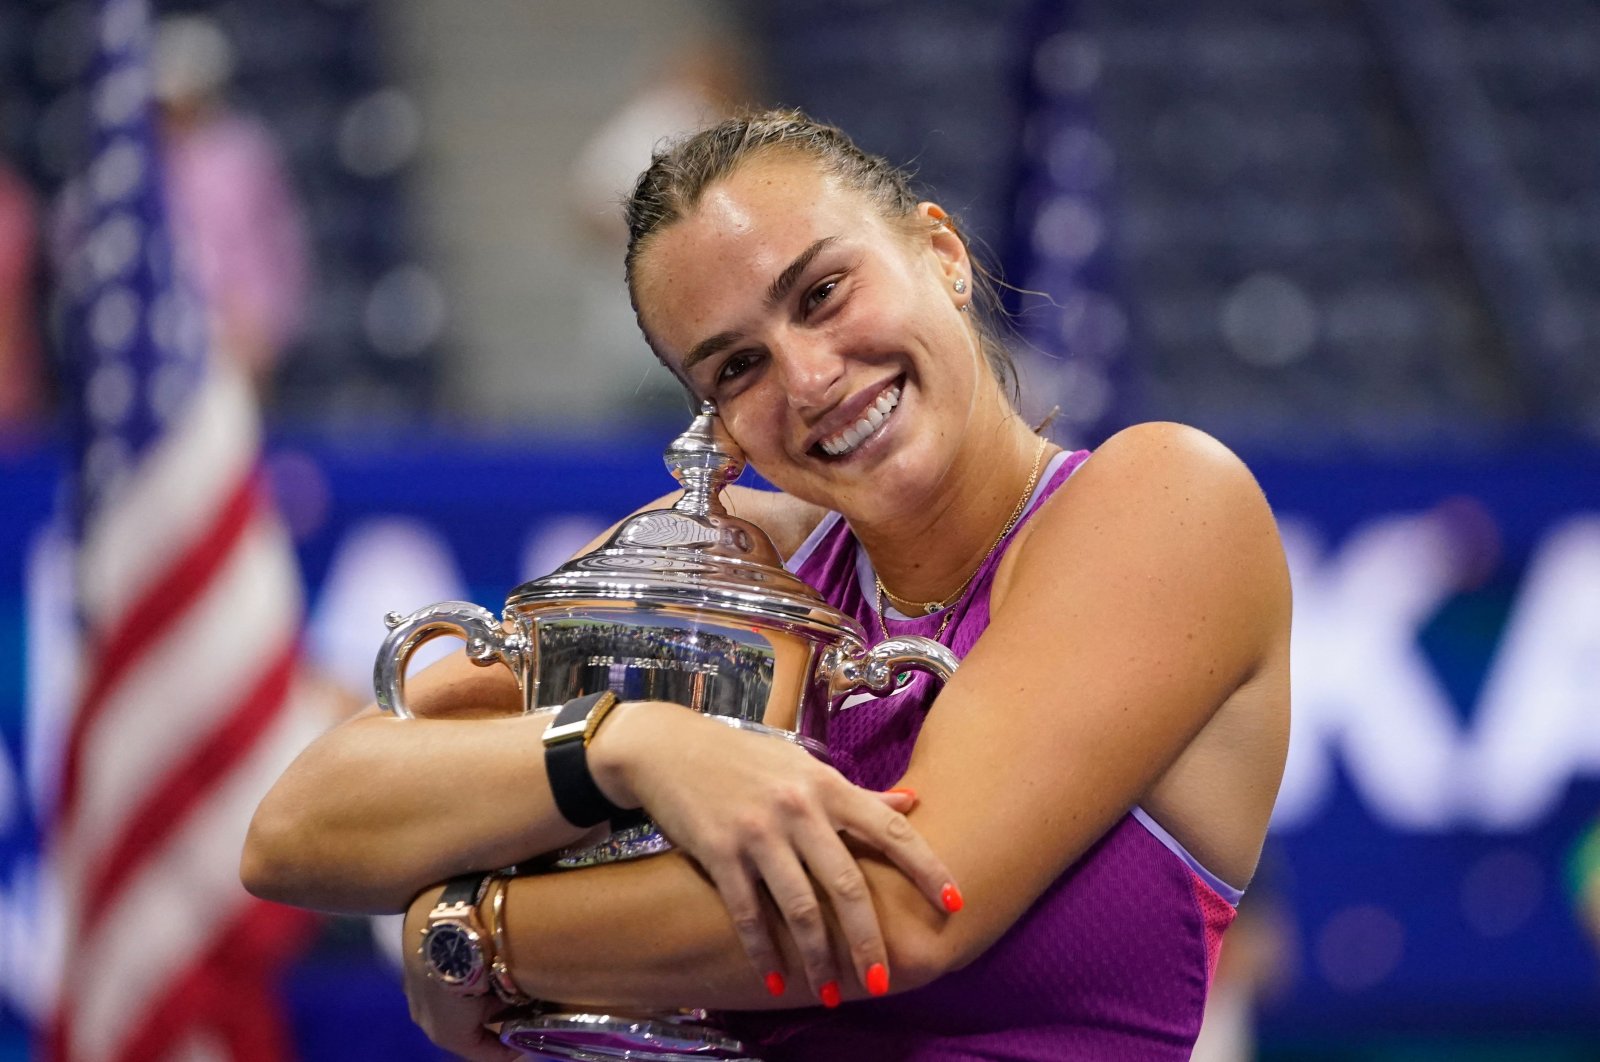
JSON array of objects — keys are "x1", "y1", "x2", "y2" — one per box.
[
  {"x1": 242, "y1": 485, "x2": 827, "y2": 912},
  {"x1": 408, "y1": 422, "x2": 1291, "y2": 1014},
  {"x1": 241, "y1": 652, "x2": 580, "y2": 913}
]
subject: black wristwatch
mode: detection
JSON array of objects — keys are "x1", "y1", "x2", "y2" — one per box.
[
  {"x1": 419, "y1": 873, "x2": 491, "y2": 996},
  {"x1": 542, "y1": 690, "x2": 628, "y2": 828}
]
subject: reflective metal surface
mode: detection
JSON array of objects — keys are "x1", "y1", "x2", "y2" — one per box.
[
  {"x1": 501, "y1": 1010, "x2": 754, "y2": 1060},
  {"x1": 532, "y1": 612, "x2": 774, "y2": 723},
  {"x1": 372, "y1": 403, "x2": 961, "y2": 1061}
]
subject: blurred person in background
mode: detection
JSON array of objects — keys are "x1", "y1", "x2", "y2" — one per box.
[
  {"x1": 567, "y1": 33, "x2": 758, "y2": 415},
  {"x1": 569, "y1": 36, "x2": 757, "y2": 246},
  {"x1": 154, "y1": 14, "x2": 310, "y2": 400},
  {"x1": 0, "y1": 153, "x2": 48, "y2": 430},
  {"x1": 245, "y1": 111, "x2": 1291, "y2": 1060}
]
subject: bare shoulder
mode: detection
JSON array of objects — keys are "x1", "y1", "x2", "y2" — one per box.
[
  {"x1": 723, "y1": 486, "x2": 829, "y2": 560},
  {"x1": 1036, "y1": 421, "x2": 1276, "y2": 544},
  {"x1": 1000, "y1": 421, "x2": 1288, "y2": 651},
  {"x1": 1086, "y1": 420, "x2": 1261, "y2": 493}
]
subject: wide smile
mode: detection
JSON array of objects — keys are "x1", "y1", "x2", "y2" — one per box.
[{"x1": 816, "y1": 379, "x2": 902, "y2": 459}]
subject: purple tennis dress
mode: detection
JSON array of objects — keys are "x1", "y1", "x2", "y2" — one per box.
[{"x1": 727, "y1": 450, "x2": 1242, "y2": 1061}]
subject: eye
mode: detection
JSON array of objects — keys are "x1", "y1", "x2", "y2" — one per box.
[
  {"x1": 717, "y1": 350, "x2": 760, "y2": 384},
  {"x1": 804, "y1": 278, "x2": 840, "y2": 313}
]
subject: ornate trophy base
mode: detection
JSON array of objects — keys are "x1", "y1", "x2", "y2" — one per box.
[
  {"x1": 505, "y1": 805, "x2": 768, "y2": 1060},
  {"x1": 500, "y1": 1009, "x2": 755, "y2": 1060}
]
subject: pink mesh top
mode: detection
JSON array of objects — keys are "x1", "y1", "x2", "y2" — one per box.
[{"x1": 726, "y1": 450, "x2": 1241, "y2": 1061}]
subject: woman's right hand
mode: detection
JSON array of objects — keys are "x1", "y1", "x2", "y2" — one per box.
[{"x1": 587, "y1": 701, "x2": 961, "y2": 1005}]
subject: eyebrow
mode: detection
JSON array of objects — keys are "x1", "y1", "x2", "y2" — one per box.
[
  {"x1": 682, "y1": 329, "x2": 743, "y2": 373},
  {"x1": 766, "y1": 236, "x2": 837, "y2": 308},
  {"x1": 681, "y1": 236, "x2": 840, "y2": 372}
]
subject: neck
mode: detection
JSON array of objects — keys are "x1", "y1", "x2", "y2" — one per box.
[{"x1": 857, "y1": 411, "x2": 1051, "y2": 610}]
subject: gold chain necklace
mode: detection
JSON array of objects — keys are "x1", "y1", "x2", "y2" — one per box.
[{"x1": 874, "y1": 435, "x2": 1050, "y2": 642}]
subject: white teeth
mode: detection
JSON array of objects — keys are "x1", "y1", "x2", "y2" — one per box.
[{"x1": 820, "y1": 384, "x2": 901, "y2": 457}]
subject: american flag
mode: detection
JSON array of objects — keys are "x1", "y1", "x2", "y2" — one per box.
[{"x1": 48, "y1": 0, "x2": 322, "y2": 1058}]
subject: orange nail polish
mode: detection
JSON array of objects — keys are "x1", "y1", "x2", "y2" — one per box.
[
  {"x1": 819, "y1": 980, "x2": 842, "y2": 1008},
  {"x1": 764, "y1": 970, "x2": 786, "y2": 997},
  {"x1": 887, "y1": 786, "x2": 918, "y2": 802},
  {"x1": 865, "y1": 962, "x2": 890, "y2": 996},
  {"x1": 940, "y1": 882, "x2": 965, "y2": 913}
]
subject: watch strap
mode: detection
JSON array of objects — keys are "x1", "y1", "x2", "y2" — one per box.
[
  {"x1": 543, "y1": 691, "x2": 628, "y2": 828},
  {"x1": 438, "y1": 871, "x2": 489, "y2": 909}
]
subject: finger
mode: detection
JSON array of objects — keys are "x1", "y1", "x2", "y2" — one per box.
[
  {"x1": 748, "y1": 843, "x2": 839, "y2": 1003},
  {"x1": 419, "y1": 1009, "x2": 514, "y2": 1062},
  {"x1": 792, "y1": 815, "x2": 892, "y2": 999},
  {"x1": 452, "y1": 1029, "x2": 520, "y2": 1062},
  {"x1": 838, "y1": 794, "x2": 963, "y2": 916},
  {"x1": 410, "y1": 990, "x2": 518, "y2": 1062},
  {"x1": 702, "y1": 858, "x2": 788, "y2": 998},
  {"x1": 469, "y1": 1024, "x2": 524, "y2": 1062},
  {"x1": 874, "y1": 786, "x2": 919, "y2": 813}
]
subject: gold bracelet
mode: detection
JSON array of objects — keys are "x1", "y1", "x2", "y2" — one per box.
[
  {"x1": 481, "y1": 873, "x2": 533, "y2": 1007},
  {"x1": 580, "y1": 689, "x2": 621, "y2": 747}
]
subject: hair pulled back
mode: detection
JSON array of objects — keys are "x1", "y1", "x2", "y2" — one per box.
[{"x1": 623, "y1": 109, "x2": 1017, "y2": 399}]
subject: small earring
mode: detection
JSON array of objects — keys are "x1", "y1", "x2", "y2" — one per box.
[{"x1": 953, "y1": 278, "x2": 967, "y2": 294}]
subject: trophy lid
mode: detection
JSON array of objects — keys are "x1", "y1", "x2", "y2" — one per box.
[{"x1": 507, "y1": 403, "x2": 865, "y2": 640}]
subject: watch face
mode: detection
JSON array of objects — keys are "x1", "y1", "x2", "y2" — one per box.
[{"x1": 423, "y1": 923, "x2": 481, "y2": 985}]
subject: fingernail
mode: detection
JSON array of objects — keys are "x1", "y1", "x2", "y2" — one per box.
[
  {"x1": 819, "y1": 980, "x2": 841, "y2": 1008},
  {"x1": 888, "y1": 786, "x2": 918, "y2": 802},
  {"x1": 940, "y1": 882, "x2": 965, "y2": 913},
  {"x1": 764, "y1": 970, "x2": 786, "y2": 997},
  {"x1": 865, "y1": 962, "x2": 890, "y2": 996}
]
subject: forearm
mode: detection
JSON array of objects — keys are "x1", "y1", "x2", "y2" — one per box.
[
  {"x1": 244, "y1": 711, "x2": 591, "y2": 913},
  {"x1": 497, "y1": 846, "x2": 956, "y2": 1011}
]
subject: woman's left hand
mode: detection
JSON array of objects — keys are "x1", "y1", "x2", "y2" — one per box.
[
  {"x1": 401, "y1": 885, "x2": 520, "y2": 1062},
  {"x1": 587, "y1": 700, "x2": 957, "y2": 1004}
]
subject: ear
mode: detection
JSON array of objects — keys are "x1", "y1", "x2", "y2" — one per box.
[{"x1": 916, "y1": 202, "x2": 972, "y2": 286}]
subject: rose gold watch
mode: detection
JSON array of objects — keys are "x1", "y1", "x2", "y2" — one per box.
[{"x1": 419, "y1": 873, "x2": 492, "y2": 996}]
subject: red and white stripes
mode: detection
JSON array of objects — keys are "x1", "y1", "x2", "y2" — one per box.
[{"x1": 50, "y1": 366, "x2": 324, "y2": 1062}]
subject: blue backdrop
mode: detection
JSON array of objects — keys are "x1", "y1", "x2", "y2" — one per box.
[{"x1": 2, "y1": 430, "x2": 1597, "y2": 1057}]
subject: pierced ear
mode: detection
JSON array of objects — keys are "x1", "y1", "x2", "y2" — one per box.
[{"x1": 917, "y1": 202, "x2": 970, "y2": 279}]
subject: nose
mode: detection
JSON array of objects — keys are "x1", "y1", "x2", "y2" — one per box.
[{"x1": 772, "y1": 330, "x2": 846, "y2": 417}]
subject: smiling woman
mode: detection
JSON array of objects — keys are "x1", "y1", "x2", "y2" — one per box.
[
  {"x1": 627, "y1": 152, "x2": 1021, "y2": 554},
  {"x1": 243, "y1": 110, "x2": 1292, "y2": 1061}
]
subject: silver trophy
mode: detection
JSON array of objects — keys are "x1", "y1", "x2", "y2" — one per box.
[{"x1": 374, "y1": 403, "x2": 958, "y2": 1061}]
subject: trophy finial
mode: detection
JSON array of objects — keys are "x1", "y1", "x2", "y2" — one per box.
[{"x1": 666, "y1": 401, "x2": 745, "y2": 516}]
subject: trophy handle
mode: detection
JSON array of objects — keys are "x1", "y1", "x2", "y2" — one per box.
[
  {"x1": 823, "y1": 635, "x2": 960, "y2": 698},
  {"x1": 374, "y1": 601, "x2": 529, "y2": 719}
]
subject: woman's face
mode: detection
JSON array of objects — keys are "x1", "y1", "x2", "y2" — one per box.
[{"x1": 633, "y1": 156, "x2": 987, "y2": 523}]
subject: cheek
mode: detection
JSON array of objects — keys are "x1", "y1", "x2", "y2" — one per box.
[
  {"x1": 722, "y1": 401, "x2": 780, "y2": 462},
  {"x1": 858, "y1": 279, "x2": 944, "y2": 351}
]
